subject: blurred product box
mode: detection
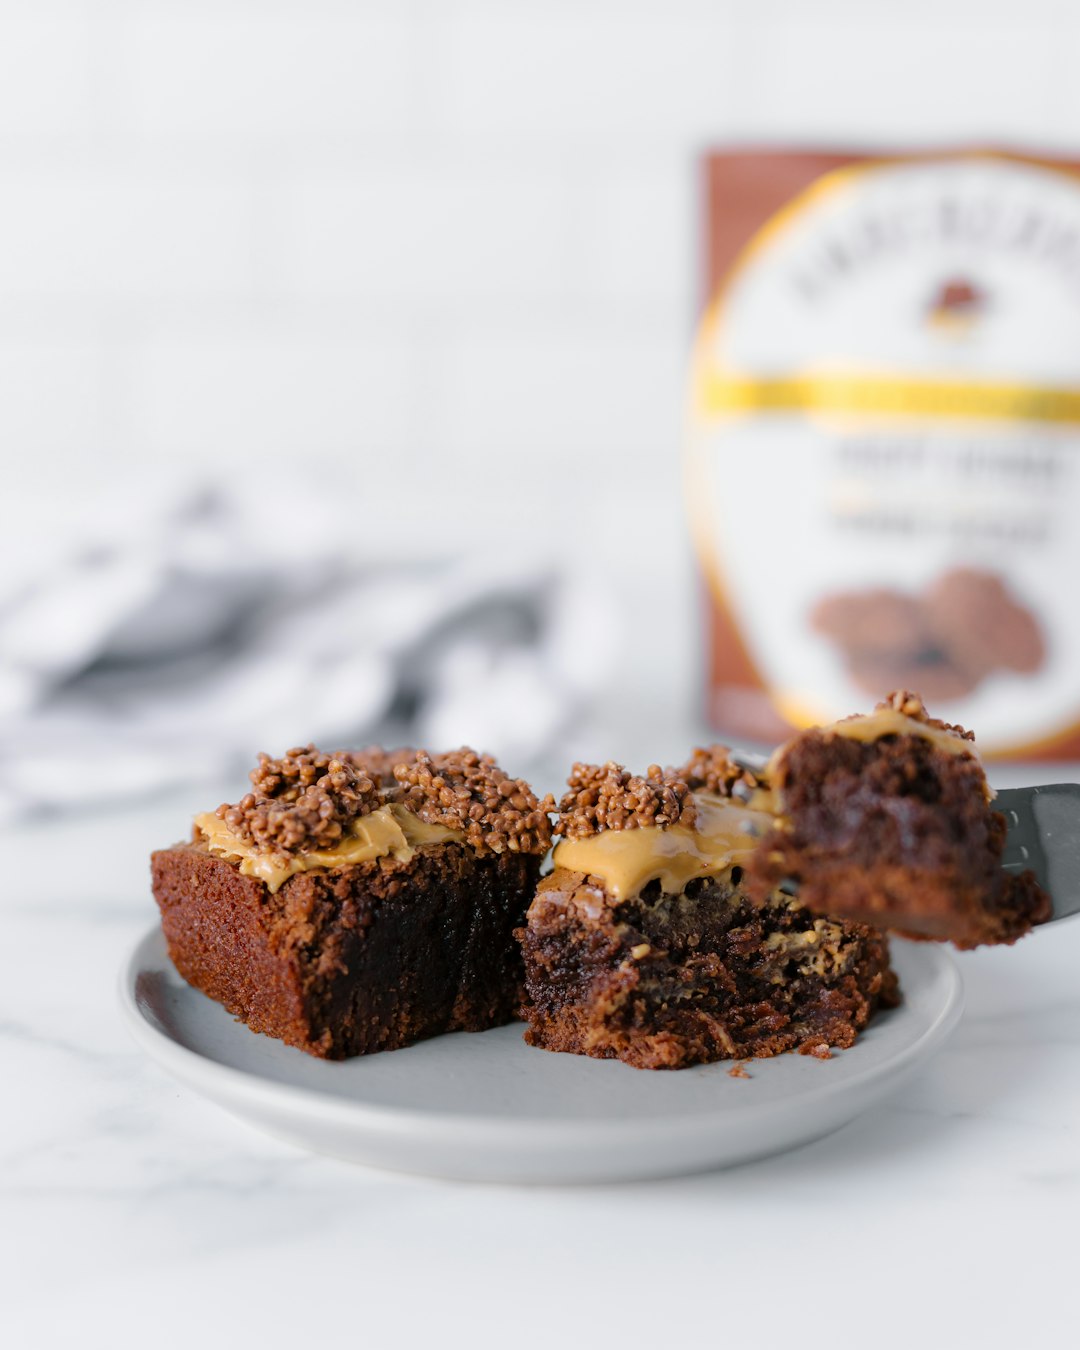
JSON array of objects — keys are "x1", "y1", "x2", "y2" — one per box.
[{"x1": 688, "y1": 147, "x2": 1080, "y2": 759}]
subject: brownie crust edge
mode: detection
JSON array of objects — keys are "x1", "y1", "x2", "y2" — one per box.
[{"x1": 152, "y1": 842, "x2": 541, "y2": 1059}]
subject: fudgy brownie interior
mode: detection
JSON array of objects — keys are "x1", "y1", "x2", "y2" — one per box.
[
  {"x1": 521, "y1": 868, "x2": 896, "y2": 1070},
  {"x1": 517, "y1": 752, "x2": 897, "y2": 1070}
]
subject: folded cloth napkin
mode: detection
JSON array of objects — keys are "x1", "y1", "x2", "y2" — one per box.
[{"x1": 0, "y1": 490, "x2": 615, "y2": 823}]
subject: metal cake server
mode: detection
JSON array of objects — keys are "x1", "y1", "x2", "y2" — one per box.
[
  {"x1": 728, "y1": 748, "x2": 1080, "y2": 924},
  {"x1": 995, "y1": 785, "x2": 1080, "y2": 923}
]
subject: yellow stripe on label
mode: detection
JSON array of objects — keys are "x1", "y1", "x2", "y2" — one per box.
[{"x1": 697, "y1": 372, "x2": 1080, "y2": 425}]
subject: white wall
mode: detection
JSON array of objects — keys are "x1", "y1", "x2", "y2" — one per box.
[
  {"x1": 1, "y1": 0, "x2": 1075, "y2": 746},
  {"x1": 4, "y1": 0, "x2": 1072, "y2": 495}
]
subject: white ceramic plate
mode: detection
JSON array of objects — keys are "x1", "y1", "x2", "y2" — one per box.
[{"x1": 120, "y1": 926, "x2": 962, "y2": 1183}]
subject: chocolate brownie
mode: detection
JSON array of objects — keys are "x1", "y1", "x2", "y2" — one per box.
[
  {"x1": 517, "y1": 756, "x2": 897, "y2": 1070},
  {"x1": 746, "y1": 691, "x2": 1051, "y2": 948},
  {"x1": 152, "y1": 745, "x2": 553, "y2": 1058}
]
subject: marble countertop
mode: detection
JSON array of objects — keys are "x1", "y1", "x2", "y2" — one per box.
[{"x1": 6, "y1": 792, "x2": 1078, "y2": 1350}]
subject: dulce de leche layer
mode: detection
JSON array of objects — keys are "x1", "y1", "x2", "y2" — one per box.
[
  {"x1": 551, "y1": 693, "x2": 986, "y2": 902},
  {"x1": 551, "y1": 794, "x2": 773, "y2": 902},
  {"x1": 195, "y1": 804, "x2": 462, "y2": 893}
]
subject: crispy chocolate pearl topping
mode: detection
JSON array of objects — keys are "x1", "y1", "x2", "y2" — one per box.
[
  {"x1": 874, "y1": 689, "x2": 975, "y2": 742},
  {"x1": 393, "y1": 748, "x2": 554, "y2": 856},
  {"x1": 675, "y1": 745, "x2": 762, "y2": 798},
  {"x1": 556, "y1": 762, "x2": 697, "y2": 840},
  {"x1": 343, "y1": 746, "x2": 417, "y2": 790},
  {"x1": 215, "y1": 745, "x2": 379, "y2": 855}
]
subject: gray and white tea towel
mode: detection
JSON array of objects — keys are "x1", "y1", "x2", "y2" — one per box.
[{"x1": 0, "y1": 490, "x2": 616, "y2": 822}]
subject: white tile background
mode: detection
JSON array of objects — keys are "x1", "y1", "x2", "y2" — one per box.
[{"x1": 1, "y1": 0, "x2": 1076, "y2": 733}]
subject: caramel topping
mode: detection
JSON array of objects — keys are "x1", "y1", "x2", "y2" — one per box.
[
  {"x1": 764, "y1": 703, "x2": 978, "y2": 787},
  {"x1": 820, "y1": 707, "x2": 976, "y2": 756},
  {"x1": 550, "y1": 793, "x2": 773, "y2": 902},
  {"x1": 194, "y1": 803, "x2": 462, "y2": 894},
  {"x1": 759, "y1": 691, "x2": 991, "y2": 810}
]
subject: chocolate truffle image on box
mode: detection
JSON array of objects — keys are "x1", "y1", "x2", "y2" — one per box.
[{"x1": 810, "y1": 567, "x2": 1045, "y2": 701}]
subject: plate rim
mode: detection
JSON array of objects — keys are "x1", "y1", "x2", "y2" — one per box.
[{"x1": 119, "y1": 924, "x2": 964, "y2": 1145}]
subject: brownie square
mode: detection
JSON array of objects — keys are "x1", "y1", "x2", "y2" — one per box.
[{"x1": 746, "y1": 693, "x2": 1051, "y2": 948}]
